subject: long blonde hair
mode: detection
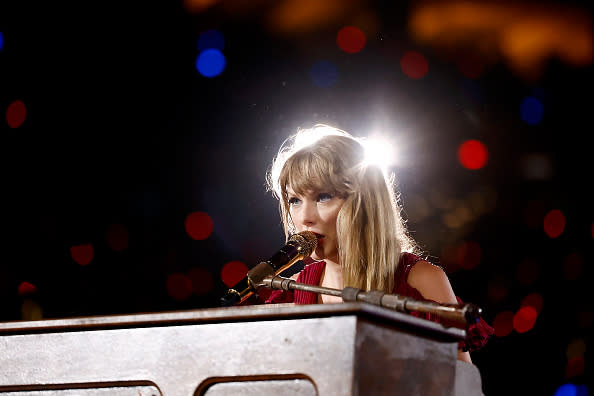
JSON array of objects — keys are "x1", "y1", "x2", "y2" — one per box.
[{"x1": 266, "y1": 124, "x2": 418, "y2": 293}]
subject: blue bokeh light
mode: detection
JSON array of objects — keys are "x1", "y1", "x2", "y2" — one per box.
[
  {"x1": 310, "y1": 60, "x2": 339, "y2": 88},
  {"x1": 0, "y1": 32, "x2": 4, "y2": 51},
  {"x1": 198, "y1": 29, "x2": 225, "y2": 52},
  {"x1": 520, "y1": 96, "x2": 544, "y2": 125},
  {"x1": 196, "y1": 49, "x2": 226, "y2": 78},
  {"x1": 555, "y1": 384, "x2": 577, "y2": 396},
  {"x1": 554, "y1": 383, "x2": 589, "y2": 396}
]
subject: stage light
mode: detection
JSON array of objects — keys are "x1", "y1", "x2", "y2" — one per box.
[{"x1": 362, "y1": 135, "x2": 398, "y2": 171}]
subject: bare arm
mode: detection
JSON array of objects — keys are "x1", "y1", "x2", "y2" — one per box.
[{"x1": 407, "y1": 260, "x2": 473, "y2": 363}]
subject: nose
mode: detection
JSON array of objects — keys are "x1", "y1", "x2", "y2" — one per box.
[{"x1": 298, "y1": 200, "x2": 318, "y2": 228}]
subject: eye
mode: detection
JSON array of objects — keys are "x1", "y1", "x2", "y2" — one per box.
[
  {"x1": 288, "y1": 197, "x2": 301, "y2": 206},
  {"x1": 317, "y1": 193, "x2": 333, "y2": 202}
]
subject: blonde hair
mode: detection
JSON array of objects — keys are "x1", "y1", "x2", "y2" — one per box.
[{"x1": 266, "y1": 124, "x2": 418, "y2": 293}]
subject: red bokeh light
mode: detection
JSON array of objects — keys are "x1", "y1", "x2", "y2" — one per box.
[
  {"x1": 521, "y1": 292, "x2": 543, "y2": 315},
  {"x1": 221, "y1": 260, "x2": 248, "y2": 288},
  {"x1": 166, "y1": 273, "x2": 193, "y2": 301},
  {"x1": 185, "y1": 211, "x2": 214, "y2": 240},
  {"x1": 18, "y1": 281, "x2": 37, "y2": 296},
  {"x1": 493, "y1": 311, "x2": 514, "y2": 337},
  {"x1": 6, "y1": 100, "x2": 27, "y2": 128},
  {"x1": 70, "y1": 244, "x2": 94, "y2": 266},
  {"x1": 565, "y1": 356, "x2": 585, "y2": 378},
  {"x1": 457, "y1": 139, "x2": 488, "y2": 170},
  {"x1": 400, "y1": 51, "x2": 429, "y2": 79},
  {"x1": 513, "y1": 306, "x2": 537, "y2": 333},
  {"x1": 543, "y1": 209, "x2": 565, "y2": 238},
  {"x1": 336, "y1": 26, "x2": 366, "y2": 54},
  {"x1": 106, "y1": 223, "x2": 129, "y2": 252},
  {"x1": 188, "y1": 267, "x2": 214, "y2": 295}
]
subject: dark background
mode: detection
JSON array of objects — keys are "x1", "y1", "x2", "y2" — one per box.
[{"x1": 1, "y1": 0, "x2": 591, "y2": 394}]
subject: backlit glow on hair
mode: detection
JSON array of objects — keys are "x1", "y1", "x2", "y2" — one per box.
[{"x1": 361, "y1": 136, "x2": 397, "y2": 173}]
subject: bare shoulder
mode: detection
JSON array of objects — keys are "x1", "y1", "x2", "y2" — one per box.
[{"x1": 407, "y1": 260, "x2": 458, "y2": 304}]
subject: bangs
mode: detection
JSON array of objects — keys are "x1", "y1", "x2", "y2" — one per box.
[{"x1": 280, "y1": 149, "x2": 348, "y2": 198}]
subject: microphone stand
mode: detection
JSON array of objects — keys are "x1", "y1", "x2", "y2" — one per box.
[{"x1": 261, "y1": 275, "x2": 482, "y2": 327}]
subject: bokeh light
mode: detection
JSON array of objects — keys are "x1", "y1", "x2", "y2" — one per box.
[
  {"x1": 565, "y1": 356, "x2": 585, "y2": 378},
  {"x1": 400, "y1": 51, "x2": 429, "y2": 79},
  {"x1": 566, "y1": 338, "x2": 586, "y2": 360},
  {"x1": 6, "y1": 100, "x2": 27, "y2": 128},
  {"x1": 21, "y1": 299, "x2": 43, "y2": 321},
  {"x1": 513, "y1": 306, "x2": 537, "y2": 333},
  {"x1": 521, "y1": 292, "x2": 543, "y2": 315},
  {"x1": 458, "y1": 139, "x2": 488, "y2": 170},
  {"x1": 106, "y1": 223, "x2": 129, "y2": 252},
  {"x1": 188, "y1": 267, "x2": 214, "y2": 295},
  {"x1": 196, "y1": 49, "x2": 226, "y2": 78},
  {"x1": 563, "y1": 252, "x2": 583, "y2": 280},
  {"x1": 166, "y1": 273, "x2": 193, "y2": 301},
  {"x1": 221, "y1": 260, "x2": 248, "y2": 288},
  {"x1": 543, "y1": 209, "x2": 566, "y2": 238},
  {"x1": 336, "y1": 26, "x2": 366, "y2": 54},
  {"x1": 0, "y1": 32, "x2": 4, "y2": 51},
  {"x1": 521, "y1": 96, "x2": 544, "y2": 125},
  {"x1": 310, "y1": 60, "x2": 339, "y2": 87},
  {"x1": 70, "y1": 243, "x2": 94, "y2": 266},
  {"x1": 18, "y1": 281, "x2": 37, "y2": 297},
  {"x1": 493, "y1": 310, "x2": 515, "y2": 337},
  {"x1": 554, "y1": 383, "x2": 589, "y2": 396},
  {"x1": 520, "y1": 153, "x2": 553, "y2": 180},
  {"x1": 198, "y1": 29, "x2": 225, "y2": 51},
  {"x1": 185, "y1": 211, "x2": 214, "y2": 240}
]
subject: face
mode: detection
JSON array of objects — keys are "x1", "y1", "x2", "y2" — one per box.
[{"x1": 287, "y1": 187, "x2": 345, "y2": 262}]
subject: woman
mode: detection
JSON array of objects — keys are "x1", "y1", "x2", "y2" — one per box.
[{"x1": 264, "y1": 124, "x2": 493, "y2": 362}]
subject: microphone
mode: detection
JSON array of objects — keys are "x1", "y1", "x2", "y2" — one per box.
[{"x1": 220, "y1": 231, "x2": 318, "y2": 307}]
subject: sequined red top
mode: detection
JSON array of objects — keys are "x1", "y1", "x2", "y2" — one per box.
[{"x1": 265, "y1": 252, "x2": 494, "y2": 352}]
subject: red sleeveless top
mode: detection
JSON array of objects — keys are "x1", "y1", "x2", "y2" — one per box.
[{"x1": 265, "y1": 252, "x2": 494, "y2": 352}]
